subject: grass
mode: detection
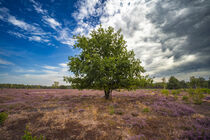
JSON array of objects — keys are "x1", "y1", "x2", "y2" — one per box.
[
  {"x1": 109, "y1": 106, "x2": 115, "y2": 115},
  {"x1": 0, "y1": 112, "x2": 8, "y2": 125}
]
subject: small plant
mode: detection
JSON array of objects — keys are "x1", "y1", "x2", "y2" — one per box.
[
  {"x1": 192, "y1": 90, "x2": 204, "y2": 104},
  {"x1": 174, "y1": 95, "x2": 178, "y2": 100},
  {"x1": 109, "y1": 106, "x2": 115, "y2": 115},
  {"x1": 161, "y1": 89, "x2": 169, "y2": 96},
  {"x1": 182, "y1": 95, "x2": 189, "y2": 101},
  {"x1": 142, "y1": 108, "x2": 150, "y2": 113},
  {"x1": 0, "y1": 112, "x2": 8, "y2": 125},
  {"x1": 171, "y1": 90, "x2": 180, "y2": 95},
  {"x1": 22, "y1": 127, "x2": 46, "y2": 140},
  {"x1": 199, "y1": 88, "x2": 210, "y2": 94},
  {"x1": 188, "y1": 88, "x2": 194, "y2": 97}
]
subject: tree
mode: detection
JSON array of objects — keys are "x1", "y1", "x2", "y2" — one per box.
[
  {"x1": 167, "y1": 76, "x2": 180, "y2": 89},
  {"x1": 162, "y1": 77, "x2": 166, "y2": 89},
  {"x1": 64, "y1": 26, "x2": 149, "y2": 99},
  {"x1": 180, "y1": 80, "x2": 188, "y2": 89},
  {"x1": 52, "y1": 81, "x2": 59, "y2": 88}
]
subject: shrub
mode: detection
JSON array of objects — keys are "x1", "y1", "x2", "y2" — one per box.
[
  {"x1": 188, "y1": 88, "x2": 195, "y2": 97},
  {"x1": 171, "y1": 90, "x2": 180, "y2": 95},
  {"x1": 161, "y1": 89, "x2": 169, "y2": 96},
  {"x1": 199, "y1": 88, "x2": 210, "y2": 94},
  {"x1": 142, "y1": 108, "x2": 150, "y2": 113},
  {"x1": 192, "y1": 90, "x2": 204, "y2": 104},
  {"x1": 0, "y1": 112, "x2": 8, "y2": 125},
  {"x1": 182, "y1": 96, "x2": 189, "y2": 101},
  {"x1": 22, "y1": 127, "x2": 46, "y2": 140}
]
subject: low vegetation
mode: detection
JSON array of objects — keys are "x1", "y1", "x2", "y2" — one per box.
[
  {"x1": 0, "y1": 89, "x2": 209, "y2": 140},
  {"x1": 0, "y1": 112, "x2": 8, "y2": 125},
  {"x1": 22, "y1": 127, "x2": 45, "y2": 140}
]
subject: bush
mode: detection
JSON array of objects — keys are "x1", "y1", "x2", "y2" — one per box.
[
  {"x1": 142, "y1": 108, "x2": 150, "y2": 113},
  {"x1": 22, "y1": 127, "x2": 46, "y2": 140},
  {"x1": 199, "y1": 88, "x2": 210, "y2": 94},
  {"x1": 187, "y1": 88, "x2": 194, "y2": 97},
  {"x1": 192, "y1": 90, "x2": 204, "y2": 104},
  {"x1": 182, "y1": 96, "x2": 189, "y2": 101},
  {"x1": 0, "y1": 112, "x2": 8, "y2": 125},
  {"x1": 171, "y1": 90, "x2": 180, "y2": 95},
  {"x1": 161, "y1": 89, "x2": 169, "y2": 96}
]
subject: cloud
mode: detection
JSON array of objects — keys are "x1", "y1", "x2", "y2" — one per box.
[
  {"x1": 43, "y1": 16, "x2": 61, "y2": 29},
  {"x1": 0, "y1": 7, "x2": 50, "y2": 43},
  {"x1": 72, "y1": 0, "x2": 210, "y2": 80},
  {"x1": 30, "y1": 0, "x2": 74, "y2": 47},
  {"x1": 7, "y1": 16, "x2": 37, "y2": 31},
  {"x1": 55, "y1": 28, "x2": 75, "y2": 46},
  {"x1": 59, "y1": 63, "x2": 67, "y2": 67},
  {"x1": 0, "y1": 62, "x2": 70, "y2": 85},
  {"x1": 43, "y1": 65, "x2": 58, "y2": 70},
  {"x1": 0, "y1": 58, "x2": 14, "y2": 65}
]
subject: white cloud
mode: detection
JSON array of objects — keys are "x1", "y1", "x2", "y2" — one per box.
[
  {"x1": 29, "y1": 36, "x2": 41, "y2": 42},
  {"x1": 0, "y1": 58, "x2": 14, "y2": 65},
  {"x1": 8, "y1": 16, "x2": 37, "y2": 31},
  {"x1": 0, "y1": 7, "x2": 49, "y2": 43},
  {"x1": 0, "y1": 62, "x2": 70, "y2": 85},
  {"x1": 43, "y1": 65, "x2": 58, "y2": 70},
  {"x1": 43, "y1": 16, "x2": 61, "y2": 29},
  {"x1": 59, "y1": 63, "x2": 67, "y2": 67},
  {"x1": 55, "y1": 28, "x2": 75, "y2": 46}
]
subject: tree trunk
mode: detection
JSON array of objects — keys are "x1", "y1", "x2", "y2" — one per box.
[{"x1": 104, "y1": 89, "x2": 112, "y2": 100}]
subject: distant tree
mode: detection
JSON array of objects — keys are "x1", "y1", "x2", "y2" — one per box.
[
  {"x1": 162, "y1": 77, "x2": 166, "y2": 89},
  {"x1": 208, "y1": 77, "x2": 210, "y2": 89},
  {"x1": 190, "y1": 76, "x2": 199, "y2": 88},
  {"x1": 64, "y1": 25, "x2": 150, "y2": 99},
  {"x1": 167, "y1": 76, "x2": 180, "y2": 89},
  {"x1": 52, "y1": 81, "x2": 59, "y2": 88},
  {"x1": 179, "y1": 80, "x2": 188, "y2": 89}
]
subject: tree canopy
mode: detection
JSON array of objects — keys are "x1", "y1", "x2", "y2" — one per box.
[
  {"x1": 64, "y1": 26, "x2": 150, "y2": 99},
  {"x1": 167, "y1": 76, "x2": 181, "y2": 89}
]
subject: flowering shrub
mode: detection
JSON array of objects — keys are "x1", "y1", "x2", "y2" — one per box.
[
  {"x1": 151, "y1": 95, "x2": 194, "y2": 117},
  {"x1": 181, "y1": 117, "x2": 210, "y2": 139}
]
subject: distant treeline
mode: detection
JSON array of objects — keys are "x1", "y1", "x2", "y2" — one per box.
[
  {"x1": 0, "y1": 76, "x2": 209, "y2": 90},
  {"x1": 150, "y1": 76, "x2": 210, "y2": 89},
  {"x1": 0, "y1": 84, "x2": 71, "y2": 89}
]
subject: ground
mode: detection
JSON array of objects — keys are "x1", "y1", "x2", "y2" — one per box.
[{"x1": 0, "y1": 89, "x2": 210, "y2": 140}]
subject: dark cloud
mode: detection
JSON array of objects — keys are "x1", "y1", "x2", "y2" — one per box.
[{"x1": 146, "y1": 0, "x2": 210, "y2": 77}]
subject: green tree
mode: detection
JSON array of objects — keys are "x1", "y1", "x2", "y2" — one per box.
[
  {"x1": 167, "y1": 76, "x2": 180, "y2": 89},
  {"x1": 162, "y1": 77, "x2": 166, "y2": 89},
  {"x1": 64, "y1": 26, "x2": 149, "y2": 99},
  {"x1": 52, "y1": 81, "x2": 59, "y2": 88}
]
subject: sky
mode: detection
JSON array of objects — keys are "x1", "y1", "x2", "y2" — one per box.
[{"x1": 0, "y1": 0, "x2": 210, "y2": 85}]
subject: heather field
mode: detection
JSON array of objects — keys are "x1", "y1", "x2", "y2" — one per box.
[{"x1": 0, "y1": 89, "x2": 210, "y2": 140}]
